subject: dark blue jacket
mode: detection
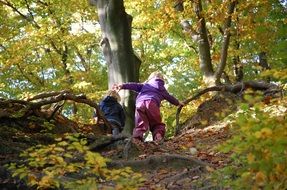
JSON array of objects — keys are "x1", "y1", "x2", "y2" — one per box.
[{"x1": 95, "y1": 96, "x2": 125, "y2": 129}]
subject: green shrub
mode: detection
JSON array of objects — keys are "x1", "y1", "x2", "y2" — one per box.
[
  {"x1": 7, "y1": 134, "x2": 144, "y2": 189},
  {"x1": 216, "y1": 97, "x2": 287, "y2": 190}
]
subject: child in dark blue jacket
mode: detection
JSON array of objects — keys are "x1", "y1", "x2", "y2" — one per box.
[{"x1": 94, "y1": 90, "x2": 125, "y2": 136}]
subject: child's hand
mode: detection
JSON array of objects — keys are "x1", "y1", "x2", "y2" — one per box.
[
  {"x1": 178, "y1": 101, "x2": 185, "y2": 107},
  {"x1": 112, "y1": 84, "x2": 122, "y2": 91}
]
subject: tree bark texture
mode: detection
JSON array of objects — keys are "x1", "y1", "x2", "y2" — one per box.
[
  {"x1": 258, "y1": 51, "x2": 271, "y2": 82},
  {"x1": 233, "y1": 26, "x2": 243, "y2": 82},
  {"x1": 94, "y1": 0, "x2": 141, "y2": 134}
]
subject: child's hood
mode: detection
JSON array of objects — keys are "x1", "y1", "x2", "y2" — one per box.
[
  {"x1": 148, "y1": 77, "x2": 165, "y2": 90},
  {"x1": 102, "y1": 96, "x2": 118, "y2": 105}
]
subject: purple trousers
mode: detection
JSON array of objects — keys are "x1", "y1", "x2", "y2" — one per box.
[{"x1": 133, "y1": 99, "x2": 165, "y2": 141}]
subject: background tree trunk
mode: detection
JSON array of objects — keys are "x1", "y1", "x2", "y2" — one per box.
[
  {"x1": 214, "y1": 1, "x2": 237, "y2": 85},
  {"x1": 93, "y1": 0, "x2": 141, "y2": 134},
  {"x1": 258, "y1": 52, "x2": 270, "y2": 70},
  {"x1": 192, "y1": 0, "x2": 214, "y2": 84},
  {"x1": 177, "y1": 0, "x2": 237, "y2": 86},
  {"x1": 258, "y1": 51, "x2": 271, "y2": 82}
]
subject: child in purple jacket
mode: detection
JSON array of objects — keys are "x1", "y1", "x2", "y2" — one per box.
[{"x1": 114, "y1": 72, "x2": 184, "y2": 142}]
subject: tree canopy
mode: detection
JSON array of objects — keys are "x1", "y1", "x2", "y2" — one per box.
[{"x1": 1, "y1": 0, "x2": 286, "y2": 98}]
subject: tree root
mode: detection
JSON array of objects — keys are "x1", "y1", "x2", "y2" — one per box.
[
  {"x1": 122, "y1": 137, "x2": 133, "y2": 160},
  {"x1": 108, "y1": 153, "x2": 209, "y2": 171},
  {"x1": 88, "y1": 135, "x2": 128, "y2": 151},
  {"x1": 160, "y1": 166, "x2": 202, "y2": 184}
]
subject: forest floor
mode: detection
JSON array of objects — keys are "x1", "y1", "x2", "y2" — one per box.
[
  {"x1": 0, "y1": 121, "x2": 232, "y2": 190},
  {"x1": 101, "y1": 121, "x2": 232, "y2": 190},
  {"x1": 142, "y1": 122, "x2": 231, "y2": 189}
]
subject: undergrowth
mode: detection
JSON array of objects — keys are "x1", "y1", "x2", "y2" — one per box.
[
  {"x1": 214, "y1": 95, "x2": 287, "y2": 190},
  {"x1": 6, "y1": 134, "x2": 145, "y2": 190}
]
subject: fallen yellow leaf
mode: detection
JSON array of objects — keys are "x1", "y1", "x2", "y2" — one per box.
[{"x1": 255, "y1": 171, "x2": 267, "y2": 186}]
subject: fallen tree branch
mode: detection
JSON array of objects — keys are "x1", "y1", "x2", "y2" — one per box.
[
  {"x1": 175, "y1": 81, "x2": 281, "y2": 135},
  {"x1": 28, "y1": 91, "x2": 112, "y2": 132},
  {"x1": 0, "y1": 99, "x2": 29, "y2": 106},
  {"x1": 0, "y1": 91, "x2": 113, "y2": 134}
]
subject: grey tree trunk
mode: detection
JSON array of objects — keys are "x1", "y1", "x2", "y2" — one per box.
[
  {"x1": 92, "y1": 0, "x2": 141, "y2": 134},
  {"x1": 177, "y1": 0, "x2": 237, "y2": 86},
  {"x1": 214, "y1": 0, "x2": 237, "y2": 85},
  {"x1": 193, "y1": 0, "x2": 214, "y2": 81},
  {"x1": 179, "y1": 0, "x2": 215, "y2": 85}
]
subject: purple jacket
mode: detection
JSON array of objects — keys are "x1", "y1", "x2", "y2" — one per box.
[{"x1": 121, "y1": 77, "x2": 180, "y2": 107}]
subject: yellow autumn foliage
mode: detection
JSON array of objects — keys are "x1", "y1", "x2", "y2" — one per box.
[
  {"x1": 217, "y1": 96, "x2": 287, "y2": 189},
  {"x1": 254, "y1": 127, "x2": 272, "y2": 139},
  {"x1": 7, "y1": 134, "x2": 144, "y2": 189},
  {"x1": 255, "y1": 171, "x2": 267, "y2": 187}
]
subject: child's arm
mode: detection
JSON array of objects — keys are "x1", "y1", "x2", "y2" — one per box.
[
  {"x1": 115, "y1": 83, "x2": 143, "y2": 93},
  {"x1": 163, "y1": 92, "x2": 180, "y2": 106},
  {"x1": 162, "y1": 89, "x2": 185, "y2": 107}
]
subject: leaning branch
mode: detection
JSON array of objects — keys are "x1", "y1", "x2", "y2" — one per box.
[
  {"x1": 175, "y1": 81, "x2": 281, "y2": 135},
  {"x1": 0, "y1": 0, "x2": 40, "y2": 29}
]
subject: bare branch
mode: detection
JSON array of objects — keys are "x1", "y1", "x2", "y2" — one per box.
[
  {"x1": 75, "y1": 46, "x2": 88, "y2": 71},
  {"x1": 1, "y1": 0, "x2": 40, "y2": 29},
  {"x1": 16, "y1": 64, "x2": 38, "y2": 86},
  {"x1": 29, "y1": 91, "x2": 112, "y2": 131},
  {"x1": 47, "y1": 101, "x2": 65, "y2": 120},
  {"x1": 0, "y1": 44, "x2": 7, "y2": 51},
  {"x1": 24, "y1": 0, "x2": 39, "y2": 27}
]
